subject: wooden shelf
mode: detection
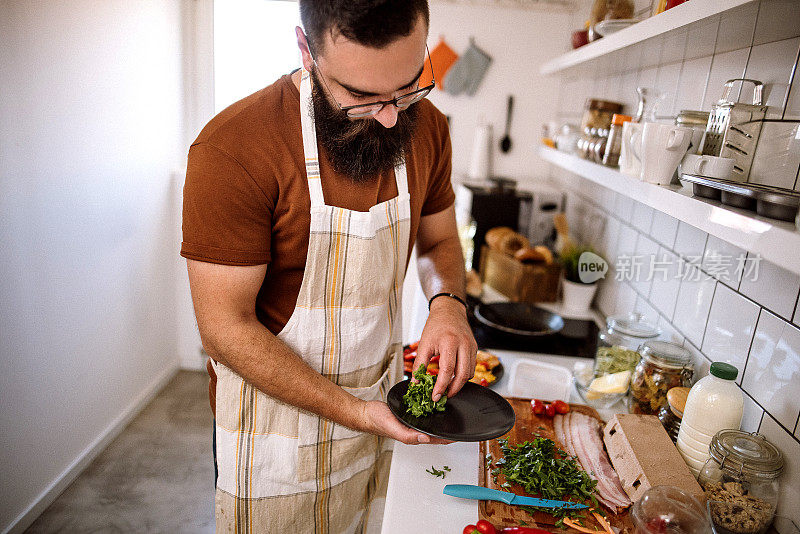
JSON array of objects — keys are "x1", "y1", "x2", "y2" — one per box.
[
  {"x1": 540, "y1": 0, "x2": 755, "y2": 75},
  {"x1": 538, "y1": 146, "x2": 800, "y2": 276}
]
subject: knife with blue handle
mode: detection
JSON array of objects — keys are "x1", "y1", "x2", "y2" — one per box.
[{"x1": 443, "y1": 484, "x2": 588, "y2": 510}]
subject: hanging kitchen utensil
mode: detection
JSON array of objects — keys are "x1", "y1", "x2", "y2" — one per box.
[
  {"x1": 500, "y1": 95, "x2": 514, "y2": 153},
  {"x1": 443, "y1": 37, "x2": 492, "y2": 97},
  {"x1": 699, "y1": 78, "x2": 767, "y2": 182},
  {"x1": 420, "y1": 36, "x2": 458, "y2": 91}
]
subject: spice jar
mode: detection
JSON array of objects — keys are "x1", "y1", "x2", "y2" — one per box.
[
  {"x1": 629, "y1": 340, "x2": 693, "y2": 415},
  {"x1": 601, "y1": 313, "x2": 661, "y2": 352},
  {"x1": 700, "y1": 430, "x2": 784, "y2": 534},
  {"x1": 658, "y1": 386, "x2": 689, "y2": 442},
  {"x1": 581, "y1": 99, "x2": 624, "y2": 131},
  {"x1": 602, "y1": 114, "x2": 632, "y2": 167}
]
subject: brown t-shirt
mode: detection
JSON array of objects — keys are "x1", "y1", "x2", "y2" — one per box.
[{"x1": 181, "y1": 72, "x2": 454, "y2": 410}]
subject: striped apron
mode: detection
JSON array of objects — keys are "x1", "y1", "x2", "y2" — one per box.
[{"x1": 211, "y1": 68, "x2": 410, "y2": 533}]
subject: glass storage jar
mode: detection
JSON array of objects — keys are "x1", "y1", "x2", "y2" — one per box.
[
  {"x1": 658, "y1": 386, "x2": 689, "y2": 443},
  {"x1": 699, "y1": 430, "x2": 784, "y2": 534},
  {"x1": 594, "y1": 313, "x2": 660, "y2": 378},
  {"x1": 629, "y1": 340, "x2": 693, "y2": 415}
]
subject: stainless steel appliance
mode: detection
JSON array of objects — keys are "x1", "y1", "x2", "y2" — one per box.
[{"x1": 699, "y1": 78, "x2": 767, "y2": 181}]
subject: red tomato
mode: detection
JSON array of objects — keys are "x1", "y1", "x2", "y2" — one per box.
[
  {"x1": 476, "y1": 519, "x2": 497, "y2": 534},
  {"x1": 545, "y1": 403, "x2": 556, "y2": 417},
  {"x1": 553, "y1": 400, "x2": 570, "y2": 414},
  {"x1": 531, "y1": 399, "x2": 545, "y2": 415},
  {"x1": 463, "y1": 525, "x2": 479, "y2": 534},
  {"x1": 480, "y1": 378, "x2": 489, "y2": 387},
  {"x1": 408, "y1": 341, "x2": 419, "y2": 351},
  {"x1": 430, "y1": 354, "x2": 440, "y2": 364},
  {"x1": 427, "y1": 366, "x2": 439, "y2": 375}
]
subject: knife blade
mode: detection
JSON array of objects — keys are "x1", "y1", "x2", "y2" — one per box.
[{"x1": 443, "y1": 484, "x2": 588, "y2": 510}]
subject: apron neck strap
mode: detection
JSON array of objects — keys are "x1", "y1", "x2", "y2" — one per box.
[{"x1": 299, "y1": 67, "x2": 409, "y2": 208}]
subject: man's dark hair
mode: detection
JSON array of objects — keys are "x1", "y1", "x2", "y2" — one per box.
[{"x1": 299, "y1": 0, "x2": 429, "y2": 54}]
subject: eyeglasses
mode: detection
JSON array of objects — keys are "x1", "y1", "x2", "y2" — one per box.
[{"x1": 312, "y1": 46, "x2": 435, "y2": 119}]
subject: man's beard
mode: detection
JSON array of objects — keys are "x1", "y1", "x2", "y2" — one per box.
[{"x1": 310, "y1": 67, "x2": 419, "y2": 183}]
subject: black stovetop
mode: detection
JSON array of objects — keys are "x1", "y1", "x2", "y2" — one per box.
[{"x1": 469, "y1": 310, "x2": 599, "y2": 359}]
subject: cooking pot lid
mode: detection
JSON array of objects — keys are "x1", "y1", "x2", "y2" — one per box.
[{"x1": 474, "y1": 302, "x2": 564, "y2": 337}]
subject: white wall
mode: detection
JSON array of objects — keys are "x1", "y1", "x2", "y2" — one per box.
[
  {"x1": 0, "y1": 1, "x2": 185, "y2": 531},
  {"x1": 427, "y1": 2, "x2": 574, "y2": 186}
]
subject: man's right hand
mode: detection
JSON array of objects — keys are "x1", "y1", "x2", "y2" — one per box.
[{"x1": 360, "y1": 400, "x2": 452, "y2": 445}]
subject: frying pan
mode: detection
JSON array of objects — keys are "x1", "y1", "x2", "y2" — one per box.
[{"x1": 473, "y1": 302, "x2": 564, "y2": 337}]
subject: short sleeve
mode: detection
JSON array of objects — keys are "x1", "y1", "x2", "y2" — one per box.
[
  {"x1": 421, "y1": 111, "x2": 456, "y2": 216},
  {"x1": 181, "y1": 142, "x2": 273, "y2": 265}
]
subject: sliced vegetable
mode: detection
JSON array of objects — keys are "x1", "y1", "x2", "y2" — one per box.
[
  {"x1": 408, "y1": 341, "x2": 419, "y2": 351},
  {"x1": 403, "y1": 352, "x2": 416, "y2": 362},
  {"x1": 480, "y1": 378, "x2": 489, "y2": 387},
  {"x1": 592, "y1": 511, "x2": 614, "y2": 534},
  {"x1": 562, "y1": 518, "x2": 605, "y2": 533},
  {"x1": 430, "y1": 354, "x2": 440, "y2": 364}
]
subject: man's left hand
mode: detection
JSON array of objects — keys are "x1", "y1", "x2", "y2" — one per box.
[{"x1": 412, "y1": 296, "x2": 477, "y2": 402}]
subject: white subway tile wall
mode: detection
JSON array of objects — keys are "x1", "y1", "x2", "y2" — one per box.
[{"x1": 548, "y1": 3, "x2": 800, "y2": 525}]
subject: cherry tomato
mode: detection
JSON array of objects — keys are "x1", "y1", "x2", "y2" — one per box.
[
  {"x1": 480, "y1": 378, "x2": 489, "y2": 387},
  {"x1": 429, "y1": 354, "x2": 440, "y2": 364},
  {"x1": 553, "y1": 399, "x2": 570, "y2": 414},
  {"x1": 408, "y1": 341, "x2": 419, "y2": 351},
  {"x1": 545, "y1": 403, "x2": 556, "y2": 417},
  {"x1": 403, "y1": 351, "x2": 416, "y2": 362},
  {"x1": 476, "y1": 519, "x2": 497, "y2": 534},
  {"x1": 464, "y1": 525, "x2": 479, "y2": 534},
  {"x1": 531, "y1": 399, "x2": 545, "y2": 415}
]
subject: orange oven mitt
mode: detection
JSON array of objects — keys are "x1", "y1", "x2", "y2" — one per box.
[{"x1": 420, "y1": 38, "x2": 458, "y2": 90}]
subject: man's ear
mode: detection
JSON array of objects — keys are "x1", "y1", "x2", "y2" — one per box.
[{"x1": 295, "y1": 26, "x2": 314, "y2": 71}]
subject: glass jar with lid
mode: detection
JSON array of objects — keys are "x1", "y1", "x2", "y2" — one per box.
[
  {"x1": 594, "y1": 313, "x2": 660, "y2": 378},
  {"x1": 658, "y1": 386, "x2": 689, "y2": 443},
  {"x1": 629, "y1": 340, "x2": 693, "y2": 415},
  {"x1": 700, "y1": 430, "x2": 784, "y2": 534}
]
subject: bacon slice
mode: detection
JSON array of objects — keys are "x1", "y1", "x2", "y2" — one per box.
[
  {"x1": 553, "y1": 414, "x2": 573, "y2": 456},
  {"x1": 569, "y1": 412, "x2": 631, "y2": 511}
]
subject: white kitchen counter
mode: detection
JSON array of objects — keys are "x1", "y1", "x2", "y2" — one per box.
[{"x1": 381, "y1": 349, "x2": 625, "y2": 534}]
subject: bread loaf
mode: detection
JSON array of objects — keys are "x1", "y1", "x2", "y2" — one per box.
[{"x1": 485, "y1": 227, "x2": 530, "y2": 256}]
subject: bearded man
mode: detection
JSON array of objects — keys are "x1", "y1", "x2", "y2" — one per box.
[{"x1": 181, "y1": 1, "x2": 477, "y2": 531}]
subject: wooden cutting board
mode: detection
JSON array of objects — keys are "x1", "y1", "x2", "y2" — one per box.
[{"x1": 478, "y1": 397, "x2": 634, "y2": 533}]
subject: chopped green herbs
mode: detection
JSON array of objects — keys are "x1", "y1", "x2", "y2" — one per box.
[
  {"x1": 426, "y1": 465, "x2": 451, "y2": 478},
  {"x1": 404, "y1": 365, "x2": 447, "y2": 417},
  {"x1": 496, "y1": 438, "x2": 598, "y2": 521}
]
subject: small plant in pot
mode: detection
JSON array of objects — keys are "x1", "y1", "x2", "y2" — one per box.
[{"x1": 559, "y1": 244, "x2": 607, "y2": 312}]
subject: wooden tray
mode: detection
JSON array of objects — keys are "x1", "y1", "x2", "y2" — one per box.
[{"x1": 478, "y1": 397, "x2": 634, "y2": 533}]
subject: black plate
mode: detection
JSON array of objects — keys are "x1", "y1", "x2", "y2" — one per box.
[
  {"x1": 387, "y1": 380, "x2": 515, "y2": 442},
  {"x1": 474, "y1": 302, "x2": 564, "y2": 337}
]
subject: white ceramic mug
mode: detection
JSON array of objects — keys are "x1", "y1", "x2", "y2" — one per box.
[
  {"x1": 619, "y1": 121, "x2": 643, "y2": 177},
  {"x1": 641, "y1": 123, "x2": 693, "y2": 185},
  {"x1": 680, "y1": 154, "x2": 735, "y2": 179}
]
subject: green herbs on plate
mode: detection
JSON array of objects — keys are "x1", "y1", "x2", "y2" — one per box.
[{"x1": 404, "y1": 365, "x2": 447, "y2": 417}]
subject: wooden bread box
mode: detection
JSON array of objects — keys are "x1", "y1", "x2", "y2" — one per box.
[
  {"x1": 603, "y1": 414, "x2": 705, "y2": 503},
  {"x1": 478, "y1": 245, "x2": 561, "y2": 303}
]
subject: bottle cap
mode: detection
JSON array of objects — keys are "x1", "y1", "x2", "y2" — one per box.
[
  {"x1": 709, "y1": 362, "x2": 738, "y2": 380},
  {"x1": 612, "y1": 114, "x2": 633, "y2": 126}
]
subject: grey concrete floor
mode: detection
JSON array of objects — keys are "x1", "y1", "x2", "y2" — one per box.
[{"x1": 26, "y1": 370, "x2": 215, "y2": 534}]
